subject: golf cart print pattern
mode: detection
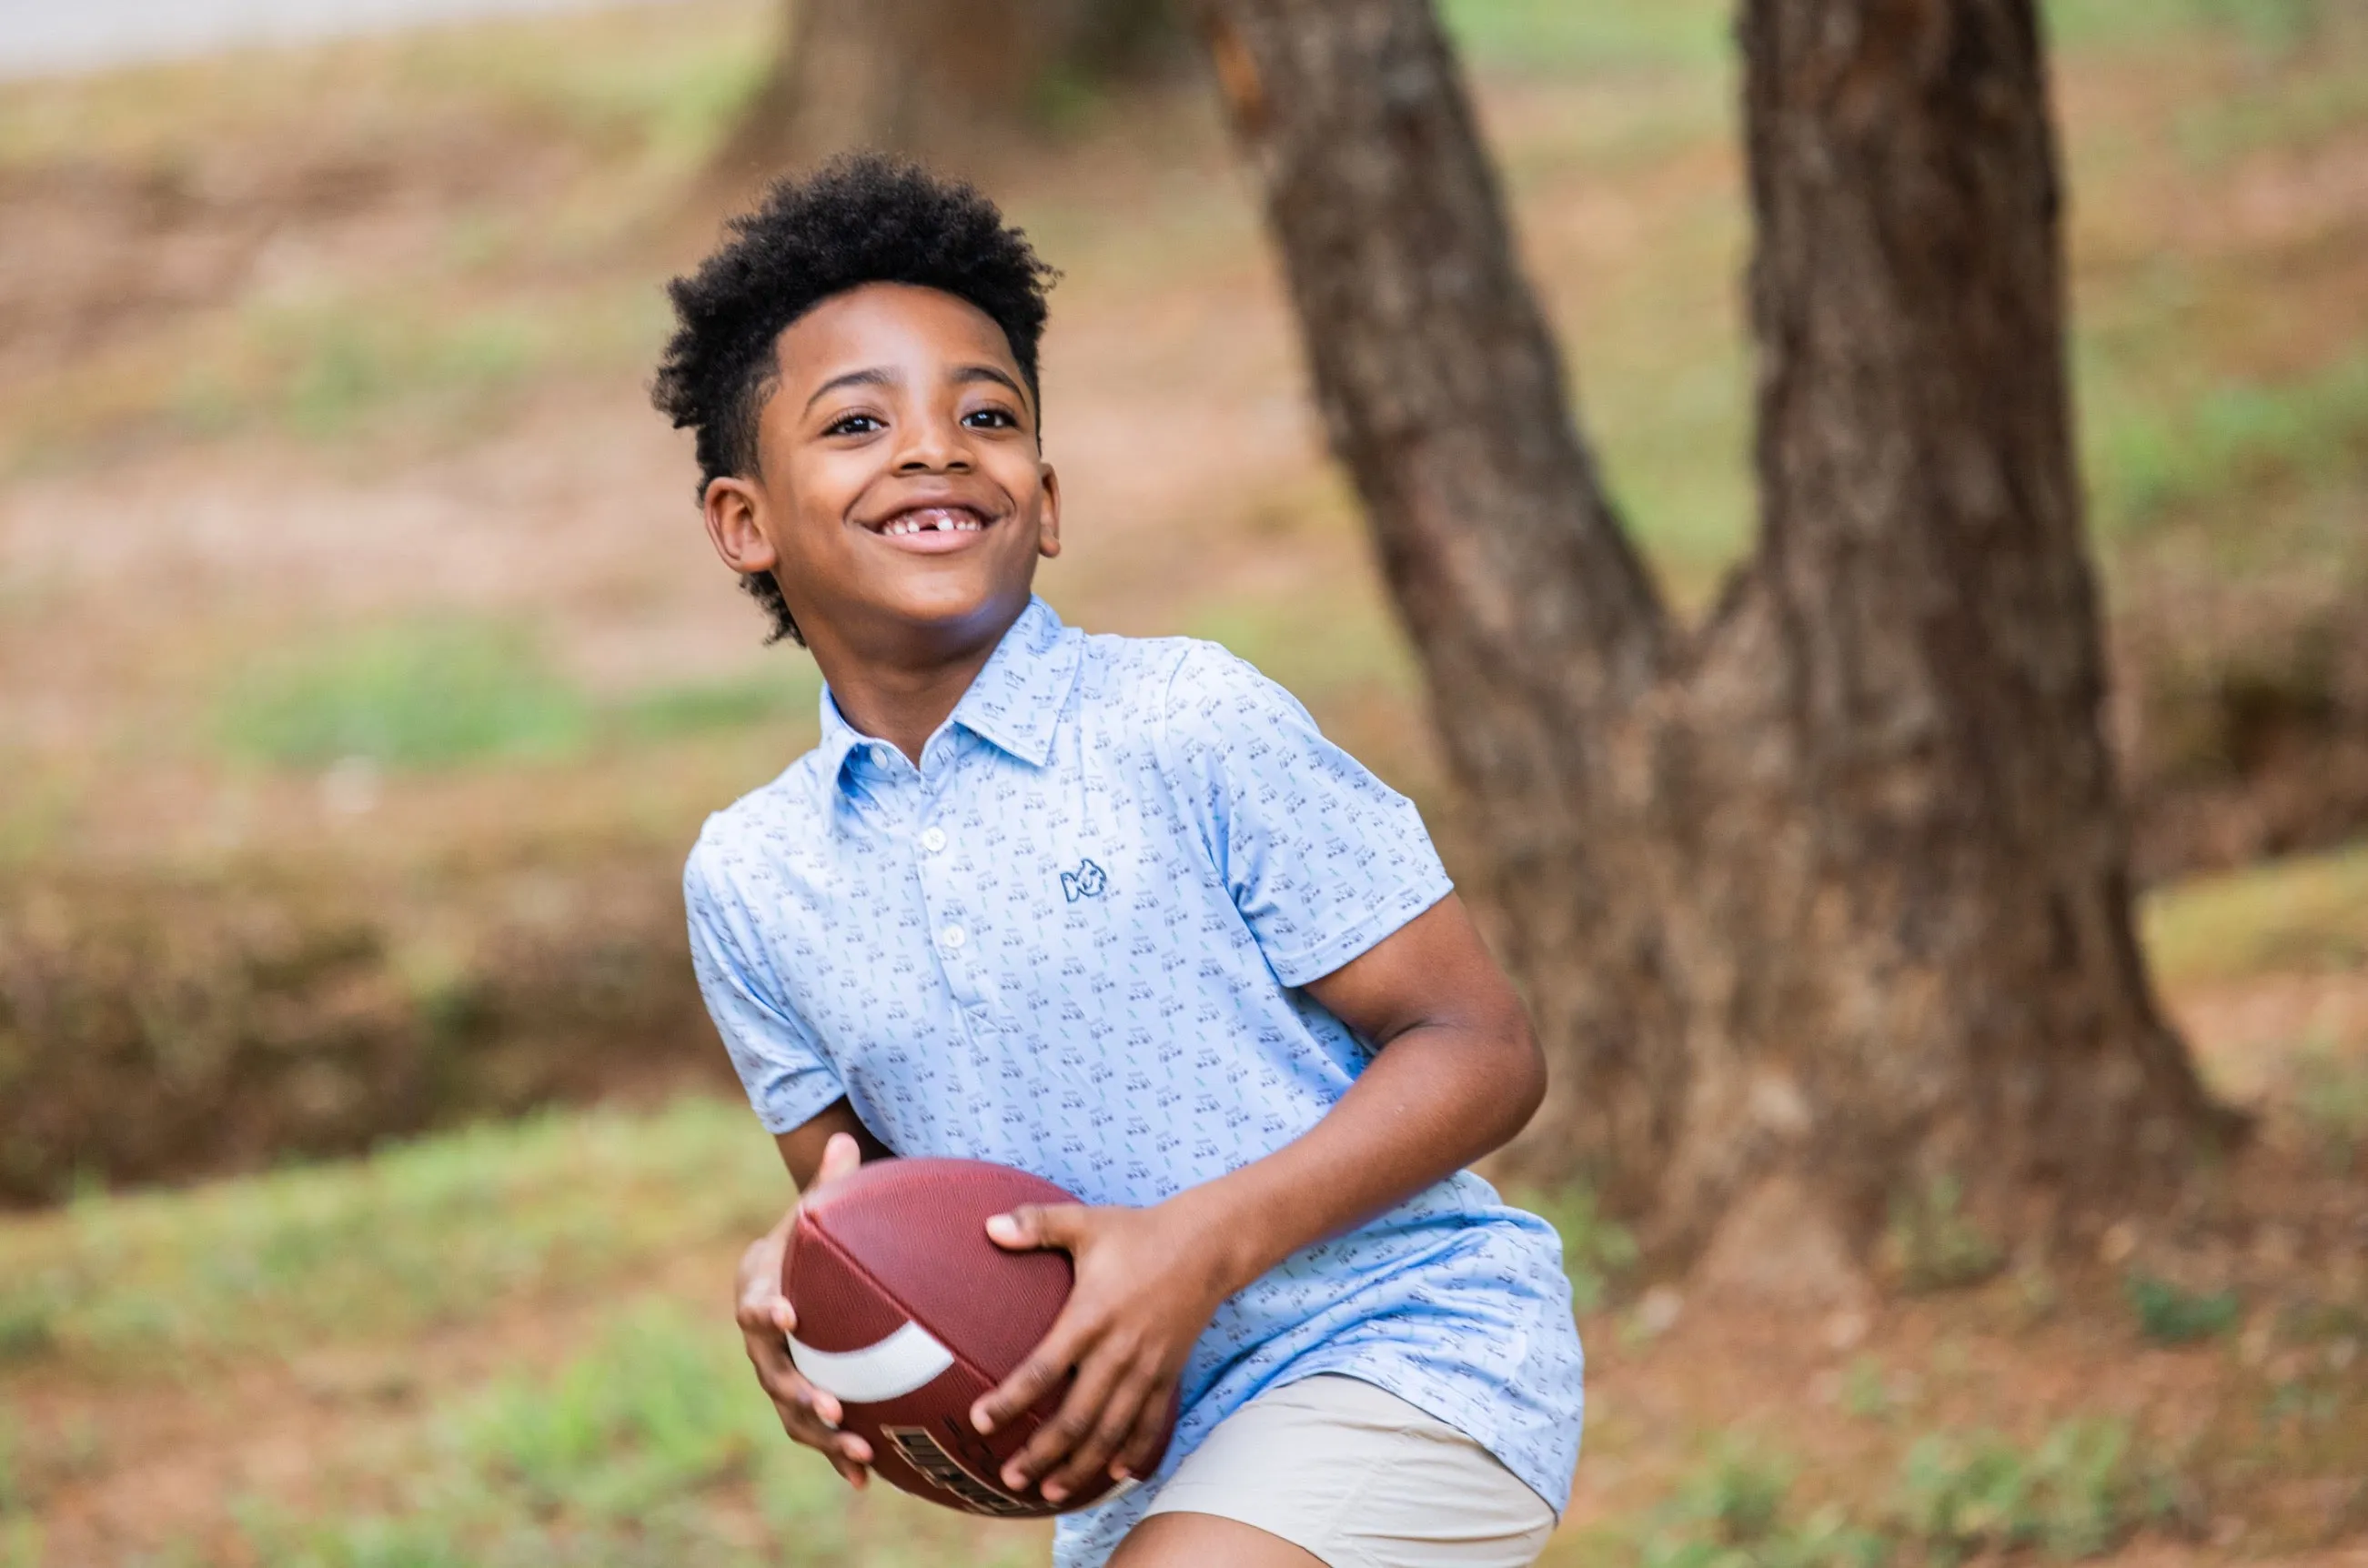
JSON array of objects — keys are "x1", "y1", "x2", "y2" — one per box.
[{"x1": 684, "y1": 598, "x2": 1583, "y2": 1568}]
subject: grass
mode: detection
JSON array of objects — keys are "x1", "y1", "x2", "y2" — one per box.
[
  {"x1": 1518, "y1": 1185, "x2": 1642, "y2": 1314},
  {"x1": 1439, "y1": 0, "x2": 1729, "y2": 74},
  {"x1": 2140, "y1": 839, "x2": 2368, "y2": 987},
  {"x1": 0, "y1": 1099, "x2": 785, "y2": 1375},
  {"x1": 213, "y1": 618, "x2": 826, "y2": 773},
  {"x1": 2124, "y1": 1273, "x2": 2242, "y2": 1345},
  {"x1": 226, "y1": 1302, "x2": 1043, "y2": 1568},
  {"x1": 621, "y1": 668, "x2": 825, "y2": 743},
  {"x1": 2295, "y1": 1041, "x2": 2368, "y2": 1169},
  {"x1": 1881, "y1": 1178, "x2": 2005, "y2": 1296},
  {"x1": 1890, "y1": 1421, "x2": 2151, "y2": 1563},
  {"x1": 2085, "y1": 351, "x2": 2368, "y2": 538},
  {"x1": 217, "y1": 620, "x2": 595, "y2": 771},
  {"x1": 1597, "y1": 1421, "x2": 2161, "y2": 1568},
  {"x1": 2043, "y1": 0, "x2": 2334, "y2": 54}
]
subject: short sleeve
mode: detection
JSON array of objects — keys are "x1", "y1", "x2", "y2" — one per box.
[
  {"x1": 683, "y1": 837, "x2": 847, "y2": 1135},
  {"x1": 1158, "y1": 643, "x2": 1454, "y2": 987}
]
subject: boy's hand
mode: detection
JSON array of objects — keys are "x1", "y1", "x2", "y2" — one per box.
[
  {"x1": 736, "y1": 1131, "x2": 874, "y2": 1486},
  {"x1": 970, "y1": 1198, "x2": 1236, "y2": 1504}
]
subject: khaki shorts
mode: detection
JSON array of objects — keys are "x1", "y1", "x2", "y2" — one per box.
[{"x1": 1142, "y1": 1375, "x2": 1559, "y2": 1568}]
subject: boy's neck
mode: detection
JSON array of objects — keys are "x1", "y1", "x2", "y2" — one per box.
[{"x1": 807, "y1": 599, "x2": 1027, "y2": 764}]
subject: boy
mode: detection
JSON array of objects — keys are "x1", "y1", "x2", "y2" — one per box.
[{"x1": 656, "y1": 155, "x2": 1583, "y2": 1568}]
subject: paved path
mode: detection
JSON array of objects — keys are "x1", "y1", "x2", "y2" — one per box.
[{"x1": 0, "y1": 0, "x2": 690, "y2": 80}]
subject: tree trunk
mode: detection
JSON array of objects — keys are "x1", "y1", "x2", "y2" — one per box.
[
  {"x1": 715, "y1": 0, "x2": 1184, "y2": 185},
  {"x1": 1192, "y1": 0, "x2": 2235, "y2": 1271}
]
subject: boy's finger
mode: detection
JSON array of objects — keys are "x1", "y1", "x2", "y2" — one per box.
[
  {"x1": 984, "y1": 1202, "x2": 1089, "y2": 1252},
  {"x1": 1042, "y1": 1368, "x2": 1150, "y2": 1503},
  {"x1": 814, "y1": 1131, "x2": 862, "y2": 1187},
  {"x1": 736, "y1": 1285, "x2": 793, "y2": 1334},
  {"x1": 748, "y1": 1339, "x2": 843, "y2": 1428},
  {"x1": 1112, "y1": 1382, "x2": 1174, "y2": 1480},
  {"x1": 1000, "y1": 1346, "x2": 1119, "y2": 1492},
  {"x1": 778, "y1": 1394, "x2": 839, "y2": 1447},
  {"x1": 972, "y1": 1316, "x2": 1086, "y2": 1433}
]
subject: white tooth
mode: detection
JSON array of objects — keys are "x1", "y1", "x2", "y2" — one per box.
[{"x1": 933, "y1": 516, "x2": 952, "y2": 530}]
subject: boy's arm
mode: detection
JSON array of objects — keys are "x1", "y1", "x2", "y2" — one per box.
[
  {"x1": 735, "y1": 1100, "x2": 896, "y2": 1486},
  {"x1": 773, "y1": 1100, "x2": 896, "y2": 1188},
  {"x1": 971, "y1": 891, "x2": 1546, "y2": 1503}
]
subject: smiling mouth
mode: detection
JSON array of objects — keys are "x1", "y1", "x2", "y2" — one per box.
[{"x1": 870, "y1": 505, "x2": 990, "y2": 537}]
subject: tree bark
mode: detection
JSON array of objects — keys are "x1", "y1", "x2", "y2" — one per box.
[
  {"x1": 715, "y1": 0, "x2": 1184, "y2": 185},
  {"x1": 1193, "y1": 0, "x2": 2234, "y2": 1268}
]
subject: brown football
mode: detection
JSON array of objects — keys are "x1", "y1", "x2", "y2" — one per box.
[{"x1": 782, "y1": 1156, "x2": 1174, "y2": 1516}]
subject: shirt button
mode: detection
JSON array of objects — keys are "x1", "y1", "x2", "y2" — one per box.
[
  {"x1": 939, "y1": 924, "x2": 966, "y2": 950},
  {"x1": 921, "y1": 827, "x2": 947, "y2": 854}
]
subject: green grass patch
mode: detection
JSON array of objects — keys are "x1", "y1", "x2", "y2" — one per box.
[
  {"x1": 214, "y1": 618, "x2": 824, "y2": 773},
  {"x1": 0, "y1": 1098, "x2": 784, "y2": 1374},
  {"x1": 2044, "y1": 0, "x2": 2332, "y2": 54},
  {"x1": 1891, "y1": 1419, "x2": 2151, "y2": 1562},
  {"x1": 1441, "y1": 0, "x2": 1730, "y2": 74},
  {"x1": 1620, "y1": 1441, "x2": 1887, "y2": 1568},
  {"x1": 392, "y1": 1, "x2": 774, "y2": 166},
  {"x1": 164, "y1": 284, "x2": 671, "y2": 448},
  {"x1": 1183, "y1": 588, "x2": 1419, "y2": 708},
  {"x1": 2084, "y1": 352, "x2": 2368, "y2": 538},
  {"x1": 217, "y1": 619, "x2": 594, "y2": 771},
  {"x1": 272, "y1": 305, "x2": 549, "y2": 440},
  {"x1": 2176, "y1": 61, "x2": 2368, "y2": 166},
  {"x1": 2140, "y1": 839, "x2": 2368, "y2": 987},
  {"x1": 1516, "y1": 1185, "x2": 1639, "y2": 1315},
  {"x1": 1590, "y1": 1421, "x2": 2169, "y2": 1567},
  {"x1": 1882, "y1": 1176, "x2": 2005, "y2": 1295},
  {"x1": 225, "y1": 1302, "x2": 1042, "y2": 1568},
  {"x1": 2295, "y1": 1041, "x2": 2368, "y2": 1169},
  {"x1": 620, "y1": 668, "x2": 824, "y2": 742},
  {"x1": 2125, "y1": 1272, "x2": 2242, "y2": 1344}
]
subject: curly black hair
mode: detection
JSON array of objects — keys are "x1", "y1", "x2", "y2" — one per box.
[{"x1": 651, "y1": 153, "x2": 1058, "y2": 645}]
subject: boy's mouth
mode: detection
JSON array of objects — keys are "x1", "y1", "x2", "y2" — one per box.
[{"x1": 866, "y1": 504, "x2": 993, "y2": 549}]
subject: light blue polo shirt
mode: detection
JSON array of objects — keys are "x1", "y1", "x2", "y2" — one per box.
[{"x1": 684, "y1": 597, "x2": 1583, "y2": 1565}]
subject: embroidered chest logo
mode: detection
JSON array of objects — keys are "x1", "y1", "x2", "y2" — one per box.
[{"x1": 1060, "y1": 859, "x2": 1108, "y2": 903}]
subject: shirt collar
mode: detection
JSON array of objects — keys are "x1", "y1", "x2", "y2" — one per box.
[{"x1": 815, "y1": 597, "x2": 1082, "y2": 791}]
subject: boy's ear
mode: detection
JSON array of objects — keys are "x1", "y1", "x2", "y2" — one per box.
[
  {"x1": 704, "y1": 476, "x2": 780, "y2": 575},
  {"x1": 1036, "y1": 463, "x2": 1062, "y2": 560}
]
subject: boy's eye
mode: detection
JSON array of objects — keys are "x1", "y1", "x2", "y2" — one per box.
[
  {"x1": 825, "y1": 413, "x2": 883, "y2": 437},
  {"x1": 962, "y1": 407, "x2": 1018, "y2": 429}
]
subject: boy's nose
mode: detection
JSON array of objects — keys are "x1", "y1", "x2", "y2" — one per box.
[{"x1": 892, "y1": 419, "x2": 971, "y2": 473}]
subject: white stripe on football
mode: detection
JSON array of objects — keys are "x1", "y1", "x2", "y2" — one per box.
[{"x1": 787, "y1": 1321, "x2": 957, "y2": 1404}]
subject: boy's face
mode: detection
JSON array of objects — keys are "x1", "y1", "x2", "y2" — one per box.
[{"x1": 701, "y1": 282, "x2": 1060, "y2": 659}]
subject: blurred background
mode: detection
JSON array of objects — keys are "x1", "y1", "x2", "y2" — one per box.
[{"x1": 0, "y1": 0, "x2": 2363, "y2": 1563}]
